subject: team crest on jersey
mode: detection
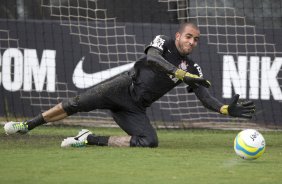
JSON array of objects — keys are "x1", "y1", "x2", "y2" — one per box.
[{"x1": 178, "y1": 60, "x2": 188, "y2": 71}]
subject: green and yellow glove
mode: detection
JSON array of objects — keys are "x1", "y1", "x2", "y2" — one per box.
[
  {"x1": 174, "y1": 69, "x2": 211, "y2": 88},
  {"x1": 220, "y1": 94, "x2": 256, "y2": 119}
]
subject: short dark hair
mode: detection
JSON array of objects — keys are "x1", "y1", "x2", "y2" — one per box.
[{"x1": 178, "y1": 22, "x2": 199, "y2": 33}]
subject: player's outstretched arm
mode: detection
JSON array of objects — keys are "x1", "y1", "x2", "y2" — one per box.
[
  {"x1": 193, "y1": 87, "x2": 255, "y2": 119},
  {"x1": 220, "y1": 94, "x2": 256, "y2": 119},
  {"x1": 146, "y1": 48, "x2": 211, "y2": 88},
  {"x1": 193, "y1": 85, "x2": 224, "y2": 112},
  {"x1": 174, "y1": 69, "x2": 211, "y2": 88}
]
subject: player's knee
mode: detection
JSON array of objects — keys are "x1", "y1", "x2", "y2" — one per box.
[
  {"x1": 62, "y1": 96, "x2": 80, "y2": 116},
  {"x1": 131, "y1": 134, "x2": 159, "y2": 148},
  {"x1": 145, "y1": 136, "x2": 159, "y2": 148}
]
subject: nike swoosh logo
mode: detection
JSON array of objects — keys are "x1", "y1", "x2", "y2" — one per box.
[{"x1": 72, "y1": 57, "x2": 135, "y2": 88}]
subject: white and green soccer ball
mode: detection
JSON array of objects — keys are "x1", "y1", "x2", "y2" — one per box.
[{"x1": 234, "y1": 129, "x2": 266, "y2": 160}]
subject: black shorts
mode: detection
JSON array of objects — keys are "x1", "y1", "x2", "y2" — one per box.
[{"x1": 62, "y1": 72, "x2": 158, "y2": 146}]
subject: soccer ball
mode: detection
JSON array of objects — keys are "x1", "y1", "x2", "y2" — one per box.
[{"x1": 234, "y1": 129, "x2": 266, "y2": 160}]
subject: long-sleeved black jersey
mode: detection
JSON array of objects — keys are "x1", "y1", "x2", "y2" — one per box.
[
  {"x1": 130, "y1": 35, "x2": 223, "y2": 112},
  {"x1": 130, "y1": 35, "x2": 201, "y2": 106}
]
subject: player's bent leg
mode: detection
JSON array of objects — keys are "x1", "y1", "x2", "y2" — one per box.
[
  {"x1": 84, "y1": 134, "x2": 158, "y2": 147},
  {"x1": 111, "y1": 109, "x2": 159, "y2": 148},
  {"x1": 4, "y1": 121, "x2": 29, "y2": 135},
  {"x1": 108, "y1": 136, "x2": 132, "y2": 147},
  {"x1": 102, "y1": 131, "x2": 158, "y2": 148},
  {"x1": 61, "y1": 129, "x2": 92, "y2": 148},
  {"x1": 130, "y1": 132, "x2": 159, "y2": 148}
]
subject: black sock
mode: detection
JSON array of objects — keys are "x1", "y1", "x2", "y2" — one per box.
[
  {"x1": 26, "y1": 114, "x2": 47, "y2": 130},
  {"x1": 87, "y1": 134, "x2": 109, "y2": 146}
]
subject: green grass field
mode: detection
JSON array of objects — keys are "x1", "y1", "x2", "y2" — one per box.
[{"x1": 0, "y1": 126, "x2": 282, "y2": 184}]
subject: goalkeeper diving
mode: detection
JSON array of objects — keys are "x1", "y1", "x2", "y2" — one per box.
[{"x1": 4, "y1": 22, "x2": 255, "y2": 148}]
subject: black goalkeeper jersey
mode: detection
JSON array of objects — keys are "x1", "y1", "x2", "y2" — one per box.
[{"x1": 130, "y1": 35, "x2": 204, "y2": 107}]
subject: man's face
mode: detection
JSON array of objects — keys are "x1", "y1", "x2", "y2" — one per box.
[{"x1": 175, "y1": 25, "x2": 200, "y2": 56}]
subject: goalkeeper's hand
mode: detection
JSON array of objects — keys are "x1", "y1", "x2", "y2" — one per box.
[
  {"x1": 220, "y1": 94, "x2": 256, "y2": 119},
  {"x1": 174, "y1": 69, "x2": 211, "y2": 88}
]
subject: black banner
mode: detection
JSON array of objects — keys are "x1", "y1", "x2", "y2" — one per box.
[{"x1": 0, "y1": 20, "x2": 281, "y2": 126}]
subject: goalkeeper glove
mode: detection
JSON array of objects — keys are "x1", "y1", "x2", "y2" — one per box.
[
  {"x1": 174, "y1": 69, "x2": 211, "y2": 88},
  {"x1": 220, "y1": 94, "x2": 256, "y2": 119}
]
